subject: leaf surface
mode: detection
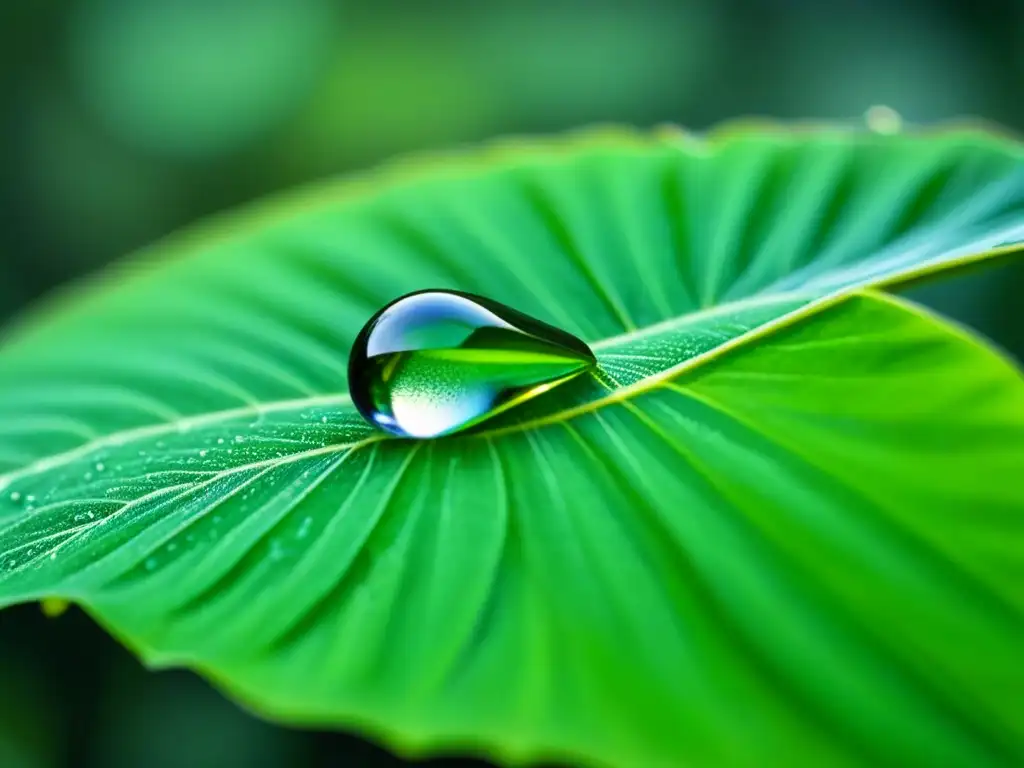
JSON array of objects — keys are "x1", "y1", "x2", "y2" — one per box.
[{"x1": 0, "y1": 128, "x2": 1023, "y2": 767}]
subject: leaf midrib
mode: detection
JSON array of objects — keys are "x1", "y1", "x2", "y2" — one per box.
[
  {"x1": 491, "y1": 240, "x2": 1024, "y2": 436},
  {"x1": 1, "y1": 240, "x2": 1019, "y2": 489}
]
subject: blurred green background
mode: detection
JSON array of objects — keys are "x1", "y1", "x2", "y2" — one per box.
[{"x1": 1, "y1": 0, "x2": 1022, "y2": 765}]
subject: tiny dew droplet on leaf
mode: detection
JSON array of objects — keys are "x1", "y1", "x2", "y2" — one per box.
[{"x1": 348, "y1": 289, "x2": 596, "y2": 439}]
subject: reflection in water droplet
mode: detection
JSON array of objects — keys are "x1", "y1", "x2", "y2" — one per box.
[{"x1": 348, "y1": 290, "x2": 595, "y2": 439}]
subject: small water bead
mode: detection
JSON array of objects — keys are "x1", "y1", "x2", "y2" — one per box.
[
  {"x1": 270, "y1": 540, "x2": 286, "y2": 561},
  {"x1": 348, "y1": 290, "x2": 596, "y2": 438}
]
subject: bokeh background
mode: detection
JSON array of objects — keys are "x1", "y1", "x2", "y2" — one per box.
[{"x1": 1, "y1": 0, "x2": 1022, "y2": 765}]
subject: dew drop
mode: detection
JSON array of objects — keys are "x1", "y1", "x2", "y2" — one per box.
[
  {"x1": 865, "y1": 104, "x2": 902, "y2": 135},
  {"x1": 95, "y1": 462, "x2": 105, "y2": 472},
  {"x1": 348, "y1": 289, "x2": 595, "y2": 438},
  {"x1": 199, "y1": 449, "x2": 209, "y2": 458},
  {"x1": 9, "y1": 491, "x2": 21, "y2": 503}
]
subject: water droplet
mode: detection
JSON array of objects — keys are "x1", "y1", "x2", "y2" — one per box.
[
  {"x1": 348, "y1": 290, "x2": 595, "y2": 438},
  {"x1": 865, "y1": 104, "x2": 902, "y2": 134},
  {"x1": 95, "y1": 462, "x2": 105, "y2": 472},
  {"x1": 144, "y1": 557, "x2": 157, "y2": 571},
  {"x1": 198, "y1": 449, "x2": 208, "y2": 458},
  {"x1": 216, "y1": 437, "x2": 225, "y2": 445},
  {"x1": 25, "y1": 495, "x2": 35, "y2": 504},
  {"x1": 269, "y1": 540, "x2": 286, "y2": 561},
  {"x1": 9, "y1": 491, "x2": 21, "y2": 503}
]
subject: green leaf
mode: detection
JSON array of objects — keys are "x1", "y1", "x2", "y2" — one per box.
[{"x1": 0, "y1": 127, "x2": 1023, "y2": 767}]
